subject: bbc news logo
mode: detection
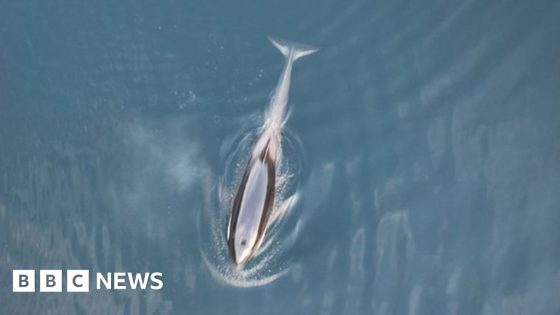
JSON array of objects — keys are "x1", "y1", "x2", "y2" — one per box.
[{"x1": 13, "y1": 270, "x2": 163, "y2": 292}]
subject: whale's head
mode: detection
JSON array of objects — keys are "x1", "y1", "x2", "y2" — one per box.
[{"x1": 232, "y1": 227, "x2": 258, "y2": 267}]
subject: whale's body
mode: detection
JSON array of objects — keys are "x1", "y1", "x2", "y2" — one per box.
[{"x1": 226, "y1": 37, "x2": 317, "y2": 267}]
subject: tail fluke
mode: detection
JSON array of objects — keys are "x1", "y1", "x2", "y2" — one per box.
[{"x1": 268, "y1": 36, "x2": 319, "y2": 61}]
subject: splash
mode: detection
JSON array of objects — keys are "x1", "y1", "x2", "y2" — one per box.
[{"x1": 198, "y1": 127, "x2": 306, "y2": 287}]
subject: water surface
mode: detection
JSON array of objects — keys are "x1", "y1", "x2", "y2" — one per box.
[{"x1": 1, "y1": 0, "x2": 560, "y2": 314}]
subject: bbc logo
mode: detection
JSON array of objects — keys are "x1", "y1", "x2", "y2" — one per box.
[{"x1": 13, "y1": 270, "x2": 89, "y2": 292}]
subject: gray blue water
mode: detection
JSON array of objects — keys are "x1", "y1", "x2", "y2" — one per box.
[{"x1": 1, "y1": 0, "x2": 560, "y2": 314}]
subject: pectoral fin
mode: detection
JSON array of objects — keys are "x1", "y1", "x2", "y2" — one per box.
[{"x1": 268, "y1": 192, "x2": 299, "y2": 227}]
